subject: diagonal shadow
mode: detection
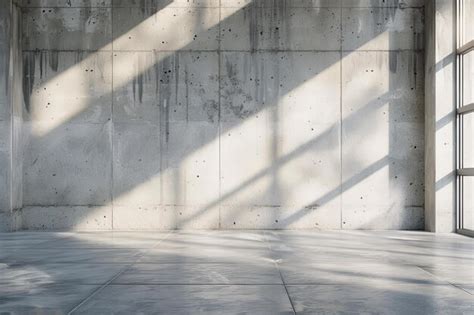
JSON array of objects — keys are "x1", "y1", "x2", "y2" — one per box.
[
  {"x1": 180, "y1": 91, "x2": 394, "y2": 226},
  {"x1": 18, "y1": 0, "x2": 422, "y2": 229}
]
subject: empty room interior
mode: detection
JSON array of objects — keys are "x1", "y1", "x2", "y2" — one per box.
[{"x1": 0, "y1": 0, "x2": 473, "y2": 313}]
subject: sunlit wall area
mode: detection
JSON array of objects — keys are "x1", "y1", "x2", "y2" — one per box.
[
  {"x1": 11, "y1": 0, "x2": 425, "y2": 230},
  {"x1": 341, "y1": 4, "x2": 424, "y2": 229}
]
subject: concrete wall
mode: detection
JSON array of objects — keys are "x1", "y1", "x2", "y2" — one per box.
[
  {"x1": 424, "y1": 0, "x2": 456, "y2": 232},
  {"x1": 15, "y1": 0, "x2": 425, "y2": 230},
  {"x1": 0, "y1": 0, "x2": 23, "y2": 232},
  {"x1": 0, "y1": 0, "x2": 12, "y2": 231}
]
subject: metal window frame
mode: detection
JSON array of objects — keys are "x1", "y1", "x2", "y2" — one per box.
[
  {"x1": 457, "y1": 168, "x2": 474, "y2": 176},
  {"x1": 457, "y1": 102, "x2": 474, "y2": 114},
  {"x1": 456, "y1": 0, "x2": 473, "y2": 236},
  {"x1": 458, "y1": 39, "x2": 474, "y2": 54}
]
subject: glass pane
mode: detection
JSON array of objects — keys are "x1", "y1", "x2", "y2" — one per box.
[
  {"x1": 462, "y1": 176, "x2": 474, "y2": 230},
  {"x1": 462, "y1": 51, "x2": 474, "y2": 106},
  {"x1": 461, "y1": 0, "x2": 474, "y2": 45},
  {"x1": 463, "y1": 113, "x2": 474, "y2": 168}
]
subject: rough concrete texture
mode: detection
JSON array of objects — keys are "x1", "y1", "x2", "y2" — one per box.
[
  {"x1": 11, "y1": 0, "x2": 425, "y2": 230},
  {"x1": 341, "y1": 51, "x2": 424, "y2": 229},
  {"x1": 0, "y1": 1, "x2": 23, "y2": 232},
  {"x1": 0, "y1": 1, "x2": 12, "y2": 222}
]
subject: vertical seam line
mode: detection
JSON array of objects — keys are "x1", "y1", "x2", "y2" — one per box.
[
  {"x1": 339, "y1": 4, "x2": 343, "y2": 229},
  {"x1": 110, "y1": 4, "x2": 114, "y2": 230},
  {"x1": 9, "y1": 0, "x2": 14, "y2": 224},
  {"x1": 218, "y1": 0, "x2": 222, "y2": 229},
  {"x1": 262, "y1": 231, "x2": 296, "y2": 314}
]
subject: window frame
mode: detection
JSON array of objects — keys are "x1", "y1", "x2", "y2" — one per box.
[{"x1": 456, "y1": 0, "x2": 474, "y2": 237}]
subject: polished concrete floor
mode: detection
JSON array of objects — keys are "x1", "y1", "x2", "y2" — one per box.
[{"x1": 0, "y1": 230, "x2": 472, "y2": 314}]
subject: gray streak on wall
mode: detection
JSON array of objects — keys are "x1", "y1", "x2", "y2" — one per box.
[{"x1": 0, "y1": 0, "x2": 23, "y2": 232}]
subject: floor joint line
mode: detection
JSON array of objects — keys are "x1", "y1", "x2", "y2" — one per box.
[
  {"x1": 262, "y1": 231, "x2": 296, "y2": 314},
  {"x1": 67, "y1": 231, "x2": 173, "y2": 314}
]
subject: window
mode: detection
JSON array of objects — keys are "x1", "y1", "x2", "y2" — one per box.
[{"x1": 457, "y1": 0, "x2": 474, "y2": 236}]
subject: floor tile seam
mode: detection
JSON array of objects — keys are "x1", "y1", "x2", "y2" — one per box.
[
  {"x1": 450, "y1": 283, "x2": 474, "y2": 296},
  {"x1": 123, "y1": 260, "x2": 278, "y2": 264},
  {"x1": 68, "y1": 231, "x2": 174, "y2": 314},
  {"x1": 416, "y1": 265, "x2": 455, "y2": 281},
  {"x1": 0, "y1": 261, "x2": 143, "y2": 264},
  {"x1": 38, "y1": 282, "x2": 468, "y2": 288},
  {"x1": 18, "y1": 246, "x2": 165, "y2": 250},
  {"x1": 261, "y1": 231, "x2": 296, "y2": 315},
  {"x1": 0, "y1": 261, "x2": 278, "y2": 264},
  {"x1": 283, "y1": 282, "x2": 472, "y2": 288},
  {"x1": 125, "y1": 262, "x2": 277, "y2": 266},
  {"x1": 118, "y1": 231, "x2": 174, "y2": 265},
  {"x1": 100, "y1": 283, "x2": 289, "y2": 286},
  {"x1": 275, "y1": 261, "x2": 436, "y2": 268},
  {"x1": 282, "y1": 280, "x2": 460, "y2": 285},
  {"x1": 147, "y1": 231, "x2": 176, "y2": 250},
  {"x1": 0, "y1": 250, "x2": 145, "y2": 264},
  {"x1": 416, "y1": 265, "x2": 474, "y2": 296},
  {"x1": 127, "y1": 232, "x2": 176, "y2": 265},
  {"x1": 67, "y1": 263, "x2": 133, "y2": 314},
  {"x1": 0, "y1": 281, "x2": 120, "y2": 286},
  {"x1": 103, "y1": 281, "x2": 421, "y2": 286}
]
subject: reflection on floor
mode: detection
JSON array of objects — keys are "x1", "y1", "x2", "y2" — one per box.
[{"x1": 0, "y1": 230, "x2": 472, "y2": 314}]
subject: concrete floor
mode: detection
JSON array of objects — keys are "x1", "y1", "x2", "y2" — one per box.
[{"x1": 0, "y1": 231, "x2": 472, "y2": 314}]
